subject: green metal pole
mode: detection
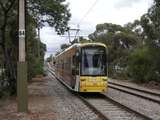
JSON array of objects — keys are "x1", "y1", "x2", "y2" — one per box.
[
  {"x1": 17, "y1": 62, "x2": 27, "y2": 112},
  {"x1": 17, "y1": 0, "x2": 28, "y2": 112}
]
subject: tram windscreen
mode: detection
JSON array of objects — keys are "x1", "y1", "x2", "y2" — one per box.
[{"x1": 81, "y1": 47, "x2": 107, "y2": 76}]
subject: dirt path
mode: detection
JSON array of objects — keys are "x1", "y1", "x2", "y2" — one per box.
[{"x1": 0, "y1": 72, "x2": 99, "y2": 120}]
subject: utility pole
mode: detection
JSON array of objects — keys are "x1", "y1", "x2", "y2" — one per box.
[
  {"x1": 77, "y1": 25, "x2": 80, "y2": 42},
  {"x1": 17, "y1": 0, "x2": 28, "y2": 112},
  {"x1": 66, "y1": 28, "x2": 80, "y2": 43},
  {"x1": 67, "y1": 30, "x2": 71, "y2": 43}
]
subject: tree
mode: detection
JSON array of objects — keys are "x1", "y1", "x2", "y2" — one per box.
[
  {"x1": 26, "y1": 0, "x2": 71, "y2": 79},
  {"x1": 124, "y1": 20, "x2": 145, "y2": 45},
  {"x1": 27, "y1": 0, "x2": 71, "y2": 34},
  {"x1": 127, "y1": 0, "x2": 160, "y2": 82},
  {"x1": 0, "y1": 0, "x2": 18, "y2": 94},
  {"x1": 26, "y1": 15, "x2": 47, "y2": 79},
  {"x1": 70, "y1": 37, "x2": 91, "y2": 44},
  {"x1": 60, "y1": 43, "x2": 70, "y2": 51},
  {"x1": 127, "y1": 47, "x2": 153, "y2": 82},
  {"x1": 140, "y1": 0, "x2": 160, "y2": 81},
  {"x1": 88, "y1": 23, "x2": 138, "y2": 77},
  {"x1": 46, "y1": 54, "x2": 53, "y2": 62},
  {"x1": 0, "y1": 0, "x2": 71, "y2": 95}
]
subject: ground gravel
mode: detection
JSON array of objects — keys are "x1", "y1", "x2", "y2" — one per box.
[
  {"x1": 0, "y1": 72, "x2": 100, "y2": 120},
  {"x1": 46, "y1": 73, "x2": 100, "y2": 120},
  {"x1": 105, "y1": 87, "x2": 160, "y2": 120}
]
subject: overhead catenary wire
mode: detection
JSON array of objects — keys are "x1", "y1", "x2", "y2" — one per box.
[
  {"x1": 78, "y1": 0, "x2": 100, "y2": 25},
  {"x1": 75, "y1": 0, "x2": 99, "y2": 41},
  {"x1": 67, "y1": 0, "x2": 100, "y2": 42}
]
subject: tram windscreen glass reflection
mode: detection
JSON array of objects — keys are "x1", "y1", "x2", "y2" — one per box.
[{"x1": 81, "y1": 47, "x2": 106, "y2": 76}]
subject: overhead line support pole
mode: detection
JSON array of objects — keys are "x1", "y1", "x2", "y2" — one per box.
[{"x1": 17, "y1": 0, "x2": 28, "y2": 112}]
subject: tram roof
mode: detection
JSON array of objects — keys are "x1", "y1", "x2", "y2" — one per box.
[
  {"x1": 55, "y1": 42, "x2": 107, "y2": 58},
  {"x1": 80, "y1": 42, "x2": 106, "y2": 48}
]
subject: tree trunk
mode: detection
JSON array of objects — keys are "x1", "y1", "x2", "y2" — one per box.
[
  {"x1": 5, "y1": 48, "x2": 17, "y2": 94},
  {"x1": 0, "y1": 14, "x2": 17, "y2": 94}
]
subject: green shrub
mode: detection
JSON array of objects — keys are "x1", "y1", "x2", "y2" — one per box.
[
  {"x1": 34, "y1": 62, "x2": 44, "y2": 75},
  {"x1": 127, "y1": 47, "x2": 153, "y2": 82},
  {"x1": 27, "y1": 57, "x2": 45, "y2": 80}
]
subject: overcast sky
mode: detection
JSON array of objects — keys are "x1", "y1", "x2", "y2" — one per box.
[{"x1": 40, "y1": 0, "x2": 153, "y2": 58}]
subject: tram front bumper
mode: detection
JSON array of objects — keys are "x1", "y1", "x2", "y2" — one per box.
[{"x1": 80, "y1": 76, "x2": 108, "y2": 92}]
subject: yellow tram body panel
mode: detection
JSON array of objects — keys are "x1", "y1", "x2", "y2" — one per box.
[{"x1": 80, "y1": 76, "x2": 108, "y2": 92}]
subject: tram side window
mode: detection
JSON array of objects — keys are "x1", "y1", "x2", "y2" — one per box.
[{"x1": 72, "y1": 55, "x2": 79, "y2": 75}]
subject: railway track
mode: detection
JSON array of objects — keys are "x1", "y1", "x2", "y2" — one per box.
[
  {"x1": 78, "y1": 93, "x2": 152, "y2": 120},
  {"x1": 48, "y1": 69, "x2": 152, "y2": 120},
  {"x1": 108, "y1": 81, "x2": 160, "y2": 104}
]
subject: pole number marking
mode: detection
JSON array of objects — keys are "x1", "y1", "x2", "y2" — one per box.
[{"x1": 19, "y1": 29, "x2": 25, "y2": 38}]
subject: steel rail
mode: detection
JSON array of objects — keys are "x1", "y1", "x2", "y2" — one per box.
[
  {"x1": 78, "y1": 95, "x2": 109, "y2": 120},
  {"x1": 48, "y1": 68, "x2": 106, "y2": 120},
  {"x1": 108, "y1": 82, "x2": 160, "y2": 104},
  {"x1": 102, "y1": 94, "x2": 152, "y2": 120},
  {"x1": 48, "y1": 69, "x2": 152, "y2": 119},
  {"x1": 108, "y1": 81, "x2": 160, "y2": 96},
  {"x1": 79, "y1": 93, "x2": 152, "y2": 120}
]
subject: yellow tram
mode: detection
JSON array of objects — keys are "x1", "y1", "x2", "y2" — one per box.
[{"x1": 54, "y1": 43, "x2": 108, "y2": 92}]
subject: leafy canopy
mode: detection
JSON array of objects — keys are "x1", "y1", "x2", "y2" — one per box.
[{"x1": 27, "y1": 0, "x2": 71, "y2": 34}]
